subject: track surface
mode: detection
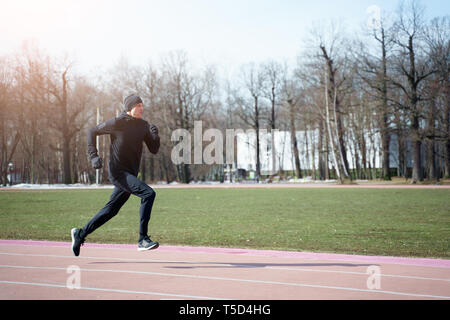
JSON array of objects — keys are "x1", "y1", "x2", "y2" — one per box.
[{"x1": 0, "y1": 240, "x2": 449, "y2": 300}]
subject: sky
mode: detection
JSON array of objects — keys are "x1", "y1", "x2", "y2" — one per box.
[{"x1": 0, "y1": 0, "x2": 448, "y2": 76}]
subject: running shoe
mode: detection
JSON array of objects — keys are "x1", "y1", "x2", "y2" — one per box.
[
  {"x1": 138, "y1": 235, "x2": 159, "y2": 251},
  {"x1": 71, "y1": 228, "x2": 85, "y2": 257}
]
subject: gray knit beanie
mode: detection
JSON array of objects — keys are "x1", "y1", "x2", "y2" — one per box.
[{"x1": 124, "y1": 94, "x2": 143, "y2": 112}]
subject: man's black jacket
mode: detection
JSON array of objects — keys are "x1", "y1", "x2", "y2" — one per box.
[{"x1": 87, "y1": 112, "x2": 160, "y2": 178}]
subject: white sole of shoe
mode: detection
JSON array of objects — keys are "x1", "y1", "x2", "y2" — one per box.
[{"x1": 137, "y1": 242, "x2": 159, "y2": 251}]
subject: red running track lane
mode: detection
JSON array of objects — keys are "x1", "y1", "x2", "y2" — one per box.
[{"x1": 0, "y1": 240, "x2": 449, "y2": 300}]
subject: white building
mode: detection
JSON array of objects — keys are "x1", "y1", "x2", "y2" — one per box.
[{"x1": 236, "y1": 129, "x2": 383, "y2": 174}]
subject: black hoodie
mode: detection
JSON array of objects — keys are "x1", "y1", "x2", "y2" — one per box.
[{"x1": 87, "y1": 112, "x2": 160, "y2": 178}]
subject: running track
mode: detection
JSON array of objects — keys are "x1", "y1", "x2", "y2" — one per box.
[{"x1": 0, "y1": 240, "x2": 449, "y2": 300}]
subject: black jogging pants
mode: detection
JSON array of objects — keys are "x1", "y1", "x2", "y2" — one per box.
[{"x1": 82, "y1": 171, "x2": 156, "y2": 241}]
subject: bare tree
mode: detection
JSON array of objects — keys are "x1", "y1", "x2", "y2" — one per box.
[
  {"x1": 320, "y1": 45, "x2": 351, "y2": 180},
  {"x1": 46, "y1": 57, "x2": 93, "y2": 184},
  {"x1": 0, "y1": 56, "x2": 20, "y2": 185},
  {"x1": 11, "y1": 45, "x2": 51, "y2": 184},
  {"x1": 305, "y1": 21, "x2": 352, "y2": 180},
  {"x1": 424, "y1": 16, "x2": 450, "y2": 178},
  {"x1": 280, "y1": 63, "x2": 303, "y2": 178},
  {"x1": 262, "y1": 60, "x2": 283, "y2": 175},
  {"x1": 237, "y1": 62, "x2": 267, "y2": 181},
  {"x1": 390, "y1": 0, "x2": 435, "y2": 183},
  {"x1": 353, "y1": 11, "x2": 396, "y2": 180}
]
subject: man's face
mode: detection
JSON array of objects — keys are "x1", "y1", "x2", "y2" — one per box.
[{"x1": 130, "y1": 103, "x2": 144, "y2": 119}]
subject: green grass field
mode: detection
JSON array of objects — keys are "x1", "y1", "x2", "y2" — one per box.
[{"x1": 0, "y1": 187, "x2": 449, "y2": 258}]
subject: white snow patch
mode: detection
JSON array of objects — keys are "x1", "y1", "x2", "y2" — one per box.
[{"x1": 4, "y1": 183, "x2": 114, "y2": 189}]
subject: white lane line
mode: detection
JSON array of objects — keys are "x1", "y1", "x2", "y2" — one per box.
[
  {"x1": 0, "y1": 252, "x2": 194, "y2": 264},
  {"x1": 0, "y1": 280, "x2": 227, "y2": 300},
  {"x1": 1, "y1": 264, "x2": 449, "y2": 299},
  {"x1": 265, "y1": 266, "x2": 450, "y2": 282},
  {"x1": 1, "y1": 251, "x2": 449, "y2": 282}
]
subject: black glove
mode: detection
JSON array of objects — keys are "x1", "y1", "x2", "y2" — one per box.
[
  {"x1": 91, "y1": 156, "x2": 103, "y2": 169},
  {"x1": 149, "y1": 124, "x2": 159, "y2": 136}
]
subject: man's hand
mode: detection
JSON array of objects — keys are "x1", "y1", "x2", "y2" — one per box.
[
  {"x1": 91, "y1": 156, "x2": 103, "y2": 169},
  {"x1": 149, "y1": 124, "x2": 158, "y2": 136}
]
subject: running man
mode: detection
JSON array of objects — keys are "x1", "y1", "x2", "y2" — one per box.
[{"x1": 71, "y1": 94, "x2": 160, "y2": 256}]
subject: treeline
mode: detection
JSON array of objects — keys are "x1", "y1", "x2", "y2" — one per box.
[{"x1": 0, "y1": 1, "x2": 448, "y2": 185}]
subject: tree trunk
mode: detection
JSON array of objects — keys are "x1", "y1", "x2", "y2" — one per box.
[
  {"x1": 62, "y1": 136, "x2": 72, "y2": 184},
  {"x1": 270, "y1": 85, "x2": 277, "y2": 175},
  {"x1": 410, "y1": 112, "x2": 422, "y2": 182},
  {"x1": 398, "y1": 132, "x2": 407, "y2": 178},
  {"x1": 444, "y1": 92, "x2": 450, "y2": 178},
  {"x1": 318, "y1": 119, "x2": 326, "y2": 180},
  {"x1": 380, "y1": 27, "x2": 391, "y2": 180},
  {"x1": 408, "y1": 35, "x2": 423, "y2": 183},
  {"x1": 61, "y1": 70, "x2": 72, "y2": 185},
  {"x1": 324, "y1": 68, "x2": 341, "y2": 182},
  {"x1": 411, "y1": 136, "x2": 422, "y2": 182},
  {"x1": 183, "y1": 163, "x2": 191, "y2": 183},
  {"x1": 289, "y1": 100, "x2": 301, "y2": 178},
  {"x1": 320, "y1": 45, "x2": 350, "y2": 179},
  {"x1": 381, "y1": 116, "x2": 391, "y2": 180},
  {"x1": 254, "y1": 95, "x2": 261, "y2": 181}
]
